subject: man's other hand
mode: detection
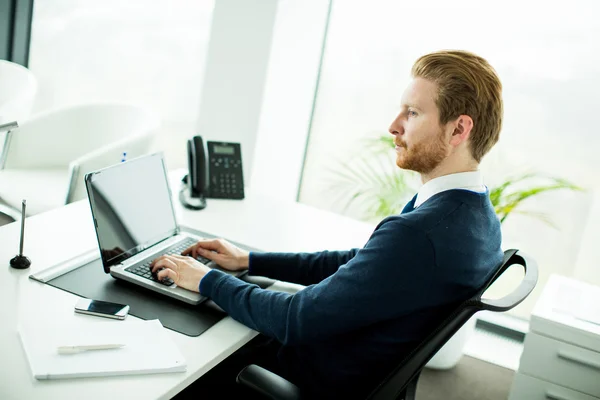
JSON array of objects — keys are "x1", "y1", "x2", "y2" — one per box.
[
  {"x1": 182, "y1": 238, "x2": 249, "y2": 271},
  {"x1": 150, "y1": 255, "x2": 211, "y2": 292}
]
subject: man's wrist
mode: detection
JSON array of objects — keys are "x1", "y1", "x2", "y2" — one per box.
[
  {"x1": 199, "y1": 269, "x2": 218, "y2": 295},
  {"x1": 238, "y1": 253, "x2": 250, "y2": 269},
  {"x1": 195, "y1": 265, "x2": 212, "y2": 292}
]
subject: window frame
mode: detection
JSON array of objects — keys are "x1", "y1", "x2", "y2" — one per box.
[{"x1": 0, "y1": 0, "x2": 34, "y2": 66}]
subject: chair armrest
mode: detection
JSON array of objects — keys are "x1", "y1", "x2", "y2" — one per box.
[
  {"x1": 480, "y1": 250, "x2": 539, "y2": 312},
  {"x1": 236, "y1": 364, "x2": 302, "y2": 400}
]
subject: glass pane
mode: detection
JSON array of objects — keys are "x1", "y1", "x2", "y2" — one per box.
[
  {"x1": 28, "y1": 0, "x2": 215, "y2": 166},
  {"x1": 299, "y1": 0, "x2": 600, "y2": 318}
]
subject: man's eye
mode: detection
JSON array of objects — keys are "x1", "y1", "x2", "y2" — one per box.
[{"x1": 408, "y1": 110, "x2": 418, "y2": 117}]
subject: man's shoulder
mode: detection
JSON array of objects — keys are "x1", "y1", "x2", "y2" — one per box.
[
  {"x1": 385, "y1": 198, "x2": 464, "y2": 231},
  {"x1": 376, "y1": 213, "x2": 427, "y2": 233},
  {"x1": 382, "y1": 191, "x2": 497, "y2": 233}
]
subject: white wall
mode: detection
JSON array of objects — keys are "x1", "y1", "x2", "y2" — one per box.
[
  {"x1": 195, "y1": 0, "x2": 279, "y2": 182},
  {"x1": 250, "y1": 0, "x2": 331, "y2": 201}
]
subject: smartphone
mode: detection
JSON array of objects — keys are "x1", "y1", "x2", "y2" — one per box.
[{"x1": 74, "y1": 298, "x2": 130, "y2": 320}]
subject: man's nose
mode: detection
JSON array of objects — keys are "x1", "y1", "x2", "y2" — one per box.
[
  {"x1": 389, "y1": 120, "x2": 402, "y2": 136},
  {"x1": 388, "y1": 113, "x2": 404, "y2": 135}
]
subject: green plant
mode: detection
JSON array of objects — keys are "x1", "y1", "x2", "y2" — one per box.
[
  {"x1": 325, "y1": 153, "x2": 416, "y2": 222},
  {"x1": 489, "y1": 173, "x2": 582, "y2": 226},
  {"x1": 327, "y1": 134, "x2": 583, "y2": 225}
]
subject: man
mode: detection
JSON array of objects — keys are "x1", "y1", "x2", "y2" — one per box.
[{"x1": 153, "y1": 50, "x2": 504, "y2": 399}]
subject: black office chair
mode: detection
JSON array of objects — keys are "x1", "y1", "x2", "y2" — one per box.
[{"x1": 236, "y1": 249, "x2": 538, "y2": 400}]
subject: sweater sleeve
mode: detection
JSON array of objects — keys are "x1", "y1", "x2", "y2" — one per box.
[
  {"x1": 199, "y1": 219, "x2": 435, "y2": 345},
  {"x1": 248, "y1": 249, "x2": 359, "y2": 285}
]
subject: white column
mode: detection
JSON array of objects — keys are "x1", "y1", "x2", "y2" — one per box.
[
  {"x1": 250, "y1": 0, "x2": 331, "y2": 201},
  {"x1": 195, "y1": 0, "x2": 279, "y2": 182}
]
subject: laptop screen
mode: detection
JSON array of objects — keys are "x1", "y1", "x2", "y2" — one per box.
[{"x1": 85, "y1": 153, "x2": 178, "y2": 273}]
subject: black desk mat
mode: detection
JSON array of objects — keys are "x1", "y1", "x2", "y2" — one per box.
[{"x1": 46, "y1": 227, "x2": 274, "y2": 337}]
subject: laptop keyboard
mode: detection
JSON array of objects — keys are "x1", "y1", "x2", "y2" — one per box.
[{"x1": 125, "y1": 237, "x2": 212, "y2": 286}]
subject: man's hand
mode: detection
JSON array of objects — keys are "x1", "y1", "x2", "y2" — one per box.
[
  {"x1": 182, "y1": 238, "x2": 249, "y2": 271},
  {"x1": 150, "y1": 255, "x2": 211, "y2": 293}
]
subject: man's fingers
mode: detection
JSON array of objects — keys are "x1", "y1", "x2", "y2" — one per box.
[
  {"x1": 193, "y1": 239, "x2": 225, "y2": 259},
  {"x1": 182, "y1": 242, "x2": 214, "y2": 258},
  {"x1": 182, "y1": 240, "x2": 224, "y2": 259},
  {"x1": 157, "y1": 267, "x2": 176, "y2": 281},
  {"x1": 169, "y1": 254, "x2": 213, "y2": 267},
  {"x1": 150, "y1": 256, "x2": 164, "y2": 271},
  {"x1": 181, "y1": 246, "x2": 193, "y2": 256},
  {"x1": 175, "y1": 250, "x2": 216, "y2": 265},
  {"x1": 194, "y1": 239, "x2": 224, "y2": 252},
  {"x1": 151, "y1": 256, "x2": 177, "y2": 273},
  {"x1": 150, "y1": 254, "x2": 170, "y2": 268}
]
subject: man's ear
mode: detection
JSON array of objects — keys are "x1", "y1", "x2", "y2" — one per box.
[{"x1": 449, "y1": 115, "x2": 473, "y2": 146}]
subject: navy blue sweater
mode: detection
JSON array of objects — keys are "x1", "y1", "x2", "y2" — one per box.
[{"x1": 200, "y1": 189, "x2": 502, "y2": 398}]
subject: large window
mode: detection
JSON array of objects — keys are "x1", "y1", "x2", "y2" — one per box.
[
  {"x1": 28, "y1": 0, "x2": 215, "y2": 167},
  {"x1": 298, "y1": 0, "x2": 600, "y2": 318}
]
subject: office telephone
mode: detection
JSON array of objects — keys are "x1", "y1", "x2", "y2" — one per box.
[{"x1": 179, "y1": 135, "x2": 245, "y2": 210}]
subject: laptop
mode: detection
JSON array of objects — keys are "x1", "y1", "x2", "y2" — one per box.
[{"x1": 85, "y1": 152, "x2": 244, "y2": 305}]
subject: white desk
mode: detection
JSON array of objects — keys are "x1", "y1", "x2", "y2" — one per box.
[{"x1": 0, "y1": 178, "x2": 375, "y2": 400}]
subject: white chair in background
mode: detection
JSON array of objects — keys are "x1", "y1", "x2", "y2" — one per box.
[
  {"x1": 0, "y1": 60, "x2": 38, "y2": 220},
  {"x1": 0, "y1": 60, "x2": 37, "y2": 123},
  {"x1": 0, "y1": 103, "x2": 160, "y2": 219}
]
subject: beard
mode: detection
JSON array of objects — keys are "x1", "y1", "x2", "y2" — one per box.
[{"x1": 395, "y1": 132, "x2": 448, "y2": 174}]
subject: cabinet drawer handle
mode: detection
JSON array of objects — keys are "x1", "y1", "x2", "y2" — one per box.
[
  {"x1": 557, "y1": 350, "x2": 600, "y2": 370},
  {"x1": 545, "y1": 391, "x2": 572, "y2": 400}
]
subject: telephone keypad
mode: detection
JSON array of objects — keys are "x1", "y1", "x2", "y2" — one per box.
[{"x1": 207, "y1": 142, "x2": 244, "y2": 199}]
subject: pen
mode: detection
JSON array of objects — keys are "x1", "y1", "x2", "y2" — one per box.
[{"x1": 57, "y1": 344, "x2": 125, "y2": 354}]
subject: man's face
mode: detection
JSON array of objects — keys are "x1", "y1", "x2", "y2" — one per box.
[{"x1": 388, "y1": 78, "x2": 450, "y2": 174}]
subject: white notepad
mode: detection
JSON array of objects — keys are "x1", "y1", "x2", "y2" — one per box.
[{"x1": 19, "y1": 319, "x2": 187, "y2": 380}]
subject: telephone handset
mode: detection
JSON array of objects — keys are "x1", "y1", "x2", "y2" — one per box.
[
  {"x1": 179, "y1": 136, "x2": 207, "y2": 210},
  {"x1": 179, "y1": 135, "x2": 245, "y2": 210}
]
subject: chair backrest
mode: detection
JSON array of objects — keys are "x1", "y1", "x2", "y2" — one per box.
[
  {"x1": 0, "y1": 61, "x2": 38, "y2": 170},
  {"x1": 367, "y1": 249, "x2": 538, "y2": 400},
  {"x1": 0, "y1": 60, "x2": 37, "y2": 123},
  {"x1": 4, "y1": 102, "x2": 160, "y2": 169},
  {"x1": 64, "y1": 132, "x2": 156, "y2": 203}
]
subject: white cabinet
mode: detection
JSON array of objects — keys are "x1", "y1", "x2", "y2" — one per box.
[
  {"x1": 510, "y1": 374, "x2": 598, "y2": 400},
  {"x1": 509, "y1": 274, "x2": 600, "y2": 400}
]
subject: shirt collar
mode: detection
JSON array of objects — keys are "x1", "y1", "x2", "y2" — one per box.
[{"x1": 414, "y1": 171, "x2": 485, "y2": 208}]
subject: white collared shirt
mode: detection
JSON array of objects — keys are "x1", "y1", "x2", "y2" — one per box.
[{"x1": 414, "y1": 171, "x2": 486, "y2": 209}]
